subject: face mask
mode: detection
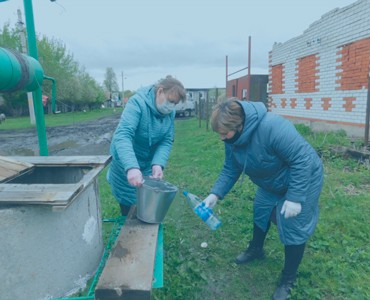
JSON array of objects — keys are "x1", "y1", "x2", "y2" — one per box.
[{"x1": 157, "y1": 100, "x2": 176, "y2": 114}]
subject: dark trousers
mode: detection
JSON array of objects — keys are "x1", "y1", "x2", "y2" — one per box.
[
  {"x1": 119, "y1": 204, "x2": 131, "y2": 216},
  {"x1": 251, "y1": 207, "x2": 306, "y2": 279},
  {"x1": 283, "y1": 243, "x2": 306, "y2": 280}
]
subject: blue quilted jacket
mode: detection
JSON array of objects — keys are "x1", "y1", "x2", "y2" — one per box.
[{"x1": 211, "y1": 101, "x2": 323, "y2": 245}]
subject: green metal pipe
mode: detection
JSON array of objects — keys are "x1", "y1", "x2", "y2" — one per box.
[
  {"x1": 26, "y1": 55, "x2": 44, "y2": 91},
  {"x1": 0, "y1": 47, "x2": 44, "y2": 92},
  {"x1": 43, "y1": 76, "x2": 56, "y2": 113},
  {"x1": 0, "y1": 48, "x2": 21, "y2": 91},
  {"x1": 23, "y1": 0, "x2": 48, "y2": 156}
]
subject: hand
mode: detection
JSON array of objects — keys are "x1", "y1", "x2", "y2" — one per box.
[
  {"x1": 151, "y1": 165, "x2": 163, "y2": 179},
  {"x1": 203, "y1": 194, "x2": 218, "y2": 209},
  {"x1": 127, "y1": 168, "x2": 143, "y2": 187},
  {"x1": 281, "y1": 200, "x2": 302, "y2": 219}
]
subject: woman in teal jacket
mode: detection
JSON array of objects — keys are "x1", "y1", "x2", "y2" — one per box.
[
  {"x1": 203, "y1": 99, "x2": 323, "y2": 300},
  {"x1": 108, "y1": 75, "x2": 186, "y2": 215}
]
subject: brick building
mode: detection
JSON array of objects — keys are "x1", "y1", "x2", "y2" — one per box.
[{"x1": 268, "y1": 0, "x2": 370, "y2": 137}]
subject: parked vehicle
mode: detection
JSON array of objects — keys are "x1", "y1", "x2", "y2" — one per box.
[{"x1": 175, "y1": 96, "x2": 195, "y2": 118}]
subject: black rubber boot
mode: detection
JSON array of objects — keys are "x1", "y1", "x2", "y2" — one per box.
[
  {"x1": 272, "y1": 243, "x2": 305, "y2": 300},
  {"x1": 235, "y1": 243, "x2": 265, "y2": 264},
  {"x1": 272, "y1": 274, "x2": 296, "y2": 300},
  {"x1": 235, "y1": 222, "x2": 269, "y2": 264}
]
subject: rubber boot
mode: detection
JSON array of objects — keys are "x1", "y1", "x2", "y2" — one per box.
[
  {"x1": 272, "y1": 243, "x2": 305, "y2": 300},
  {"x1": 235, "y1": 223, "x2": 269, "y2": 264},
  {"x1": 235, "y1": 243, "x2": 265, "y2": 264},
  {"x1": 272, "y1": 273, "x2": 296, "y2": 300}
]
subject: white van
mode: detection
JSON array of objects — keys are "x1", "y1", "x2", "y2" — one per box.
[{"x1": 175, "y1": 93, "x2": 195, "y2": 117}]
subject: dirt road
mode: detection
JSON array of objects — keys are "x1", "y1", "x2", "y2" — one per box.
[{"x1": 0, "y1": 113, "x2": 121, "y2": 156}]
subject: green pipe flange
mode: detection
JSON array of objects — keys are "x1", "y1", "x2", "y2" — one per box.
[{"x1": 0, "y1": 47, "x2": 44, "y2": 92}]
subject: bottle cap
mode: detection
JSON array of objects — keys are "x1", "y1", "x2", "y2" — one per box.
[{"x1": 183, "y1": 191, "x2": 188, "y2": 196}]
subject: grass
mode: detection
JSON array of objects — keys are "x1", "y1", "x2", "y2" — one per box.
[
  {"x1": 3, "y1": 111, "x2": 369, "y2": 299},
  {"x1": 143, "y1": 118, "x2": 369, "y2": 300}
]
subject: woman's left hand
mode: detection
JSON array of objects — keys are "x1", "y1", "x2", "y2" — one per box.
[
  {"x1": 281, "y1": 200, "x2": 302, "y2": 218},
  {"x1": 151, "y1": 165, "x2": 163, "y2": 179}
]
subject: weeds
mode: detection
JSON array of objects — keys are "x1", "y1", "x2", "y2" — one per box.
[
  {"x1": 147, "y1": 119, "x2": 369, "y2": 299},
  {"x1": 94, "y1": 118, "x2": 369, "y2": 299}
]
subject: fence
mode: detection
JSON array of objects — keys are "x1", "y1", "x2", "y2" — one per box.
[{"x1": 195, "y1": 98, "x2": 218, "y2": 130}]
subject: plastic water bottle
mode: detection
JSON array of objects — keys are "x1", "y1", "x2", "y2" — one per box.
[{"x1": 183, "y1": 191, "x2": 222, "y2": 230}]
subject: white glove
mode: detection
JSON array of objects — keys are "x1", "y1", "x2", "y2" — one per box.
[
  {"x1": 151, "y1": 165, "x2": 163, "y2": 179},
  {"x1": 281, "y1": 200, "x2": 302, "y2": 219},
  {"x1": 203, "y1": 194, "x2": 218, "y2": 209},
  {"x1": 127, "y1": 168, "x2": 144, "y2": 187}
]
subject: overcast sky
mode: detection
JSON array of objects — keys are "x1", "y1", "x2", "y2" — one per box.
[{"x1": 0, "y1": 0, "x2": 356, "y2": 91}]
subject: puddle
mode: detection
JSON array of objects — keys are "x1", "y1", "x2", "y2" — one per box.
[{"x1": 12, "y1": 148, "x2": 37, "y2": 156}]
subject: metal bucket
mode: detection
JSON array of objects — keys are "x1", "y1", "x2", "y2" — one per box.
[{"x1": 136, "y1": 177, "x2": 178, "y2": 223}]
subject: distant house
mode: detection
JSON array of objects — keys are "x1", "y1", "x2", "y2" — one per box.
[{"x1": 226, "y1": 75, "x2": 268, "y2": 104}]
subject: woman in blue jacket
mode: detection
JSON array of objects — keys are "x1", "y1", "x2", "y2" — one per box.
[
  {"x1": 203, "y1": 99, "x2": 323, "y2": 300},
  {"x1": 108, "y1": 75, "x2": 186, "y2": 215}
]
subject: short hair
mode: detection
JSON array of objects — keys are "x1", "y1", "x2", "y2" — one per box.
[
  {"x1": 156, "y1": 75, "x2": 186, "y2": 102},
  {"x1": 211, "y1": 98, "x2": 245, "y2": 133}
]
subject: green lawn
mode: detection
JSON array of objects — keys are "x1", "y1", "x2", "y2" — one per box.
[
  {"x1": 4, "y1": 111, "x2": 368, "y2": 299},
  {"x1": 123, "y1": 118, "x2": 369, "y2": 300}
]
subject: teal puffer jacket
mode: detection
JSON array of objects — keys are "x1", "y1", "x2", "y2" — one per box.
[{"x1": 108, "y1": 85, "x2": 175, "y2": 205}]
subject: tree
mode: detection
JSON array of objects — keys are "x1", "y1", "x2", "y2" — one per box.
[
  {"x1": 0, "y1": 23, "x2": 20, "y2": 50},
  {"x1": 78, "y1": 67, "x2": 105, "y2": 107},
  {"x1": 1, "y1": 23, "x2": 106, "y2": 115},
  {"x1": 0, "y1": 23, "x2": 27, "y2": 116},
  {"x1": 103, "y1": 67, "x2": 119, "y2": 99},
  {"x1": 38, "y1": 36, "x2": 80, "y2": 104}
]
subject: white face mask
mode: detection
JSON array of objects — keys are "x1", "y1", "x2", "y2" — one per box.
[{"x1": 157, "y1": 100, "x2": 176, "y2": 114}]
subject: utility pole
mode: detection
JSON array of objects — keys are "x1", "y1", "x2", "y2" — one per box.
[
  {"x1": 247, "y1": 35, "x2": 251, "y2": 101},
  {"x1": 17, "y1": 8, "x2": 35, "y2": 125},
  {"x1": 121, "y1": 71, "x2": 127, "y2": 106},
  {"x1": 121, "y1": 71, "x2": 124, "y2": 100}
]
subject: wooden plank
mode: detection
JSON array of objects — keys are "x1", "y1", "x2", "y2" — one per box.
[
  {"x1": 0, "y1": 183, "x2": 83, "y2": 206},
  {"x1": 0, "y1": 156, "x2": 111, "y2": 207},
  {"x1": 9, "y1": 155, "x2": 112, "y2": 166},
  {"x1": 0, "y1": 156, "x2": 34, "y2": 182},
  {"x1": 95, "y1": 207, "x2": 159, "y2": 300}
]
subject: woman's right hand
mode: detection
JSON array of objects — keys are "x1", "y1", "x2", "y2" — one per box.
[
  {"x1": 203, "y1": 194, "x2": 218, "y2": 209},
  {"x1": 127, "y1": 168, "x2": 144, "y2": 187}
]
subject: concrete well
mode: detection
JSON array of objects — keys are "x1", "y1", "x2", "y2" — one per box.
[{"x1": 0, "y1": 156, "x2": 111, "y2": 300}]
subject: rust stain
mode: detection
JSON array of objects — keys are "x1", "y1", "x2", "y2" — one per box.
[{"x1": 112, "y1": 242, "x2": 129, "y2": 261}]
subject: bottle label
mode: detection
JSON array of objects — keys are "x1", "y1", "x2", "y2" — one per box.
[{"x1": 194, "y1": 203, "x2": 211, "y2": 222}]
